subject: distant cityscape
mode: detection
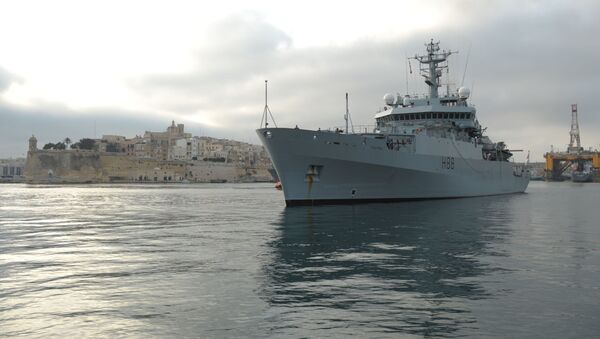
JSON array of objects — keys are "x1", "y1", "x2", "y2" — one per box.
[
  {"x1": 1, "y1": 121, "x2": 274, "y2": 183},
  {"x1": 40, "y1": 120, "x2": 270, "y2": 165}
]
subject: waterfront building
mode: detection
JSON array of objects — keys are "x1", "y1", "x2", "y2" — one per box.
[
  {"x1": 22, "y1": 122, "x2": 275, "y2": 183},
  {"x1": 0, "y1": 158, "x2": 26, "y2": 181}
]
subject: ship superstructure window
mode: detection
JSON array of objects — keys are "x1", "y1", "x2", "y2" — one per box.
[{"x1": 379, "y1": 112, "x2": 471, "y2": 122}]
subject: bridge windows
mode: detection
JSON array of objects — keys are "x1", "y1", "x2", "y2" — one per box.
[{"x1": 381, "y1": 112, "x2": 473, "y2": 123}]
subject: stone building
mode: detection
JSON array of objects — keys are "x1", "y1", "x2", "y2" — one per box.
[
  {"x1": 143, "y1": 120, "x2": 191, "y2": 161},
  {"x1": 0, "y1": 158, "x2": 25, "y2": 181},
  {"x1": 23, "y1": 122, "x2": 275, "y2": 183}
]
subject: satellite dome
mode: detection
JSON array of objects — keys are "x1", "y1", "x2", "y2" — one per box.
[
  {"x1": 383, "y1": 93, "x2": 395, "y2": 106},
  {"x1": 403, "y1": 96, "x2": 412, "y2": 106},
  {"x1": 458, "y1": 87, "x2": 470, "y2": 99}
]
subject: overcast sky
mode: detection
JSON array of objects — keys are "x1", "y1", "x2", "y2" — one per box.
[{"x1": 1, "y1": 0, "x2": 599, "y2": 161}]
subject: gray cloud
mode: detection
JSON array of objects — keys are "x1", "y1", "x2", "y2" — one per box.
[
  {"x1": 3, "y1": 2, "x2": 600, "y2": 161},
  {"x1": 0, "y1": 101, "x2": 228, "y2": 158},
  {"x1": 0, "y1": 67, "x2": 22, "y2": 93},
  {"x1": 133, "y1": 3, "x2": 600, "y2": 161}
]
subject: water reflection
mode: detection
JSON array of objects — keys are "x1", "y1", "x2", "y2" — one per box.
[{"x1": 262, "y1": 196, "x2": 519, "y2": 337}]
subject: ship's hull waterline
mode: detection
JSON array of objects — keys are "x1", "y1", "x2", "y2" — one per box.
[{"x1": 258, "y1": 128, "x2": 529, "y2": 206}]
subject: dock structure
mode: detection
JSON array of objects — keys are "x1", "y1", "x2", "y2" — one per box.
[{"x1": 544, "y1": 104, "x2": 600, "y2": 181}]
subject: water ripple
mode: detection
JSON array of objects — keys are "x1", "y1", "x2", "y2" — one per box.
[{"x1": 1, "y1": 182, "x2": 599, "y2": 337}]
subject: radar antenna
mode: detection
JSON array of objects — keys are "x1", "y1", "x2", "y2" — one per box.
[
  {"x1": 260, "y1": 80, "x2": 277, "y2": 128},
  {"x1": 411, "y1": 39, "x2": 456, "y2": 99}
]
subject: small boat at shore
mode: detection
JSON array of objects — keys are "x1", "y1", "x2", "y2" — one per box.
[{"x1": 572, "y1": 170, "x2": 593, "y2": 183}]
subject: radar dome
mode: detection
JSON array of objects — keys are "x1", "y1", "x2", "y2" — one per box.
[
  {"x1": 458, "y1": 87, "x2": 470, "y2": 99},
  {"x1": 383, "y1": 93, "x2": 395, "y2": 106},
  {"x1": 403, "y1": 96, "x2": 412, "y2": 106}
]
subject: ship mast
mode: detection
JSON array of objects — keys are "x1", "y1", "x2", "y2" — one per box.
[
  {"x1": 413, "y1": 39, "x2": 455, "y2": 99},
  {"x1": 260, "y1": 80, "x2": 277, "y2": 128}
]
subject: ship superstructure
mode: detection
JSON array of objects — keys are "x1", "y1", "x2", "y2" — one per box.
[{"x1": 258, "y1": 40, "x2": 529, "y2": 206}]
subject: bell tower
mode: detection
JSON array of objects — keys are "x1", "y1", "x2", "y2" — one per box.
[{"x1": 28, "y1": 135, "x2": 38, "y2": 153}]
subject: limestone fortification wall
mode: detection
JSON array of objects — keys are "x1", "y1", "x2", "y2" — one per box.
[
  {"x1": 25, "y1": 150, "x2": 103, "y2": 183},
  {"x1": 24, "y1": 150, "x2": 273, "y2": 184}
]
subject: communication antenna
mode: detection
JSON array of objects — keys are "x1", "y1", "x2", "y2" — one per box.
[
  {"x1": 461, "y1": 43, "x2": 471, "y2": 87},
  {"x1": 260, "y1": 80, "x2": 277, "y2": 128},
  {"x1": 405, "y1": 55, "x2": 410, "y2": 95},
  {"x1": 445, "y1": 67, "x2": 450, "y2": 96}
]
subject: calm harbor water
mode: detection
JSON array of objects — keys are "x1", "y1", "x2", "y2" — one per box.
[{"x1": 1, "y1": 182, "x2": 599, "y2": 338}]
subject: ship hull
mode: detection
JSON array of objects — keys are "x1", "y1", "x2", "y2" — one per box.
[
  {"x1": 258, "y1": 128, "x2": 530, "y2": 206},
  {"x1": 571, "y1": 171, "x2": 593, "y2": 183}
]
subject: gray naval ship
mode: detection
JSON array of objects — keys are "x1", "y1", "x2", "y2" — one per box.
[{"x1": 258, "y1": 40, "x2": 530, "y2": 206}]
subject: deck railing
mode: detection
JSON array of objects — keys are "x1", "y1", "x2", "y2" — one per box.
[{"x1": 328, "y1": 125, "x2": 377, "y2": 134}]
